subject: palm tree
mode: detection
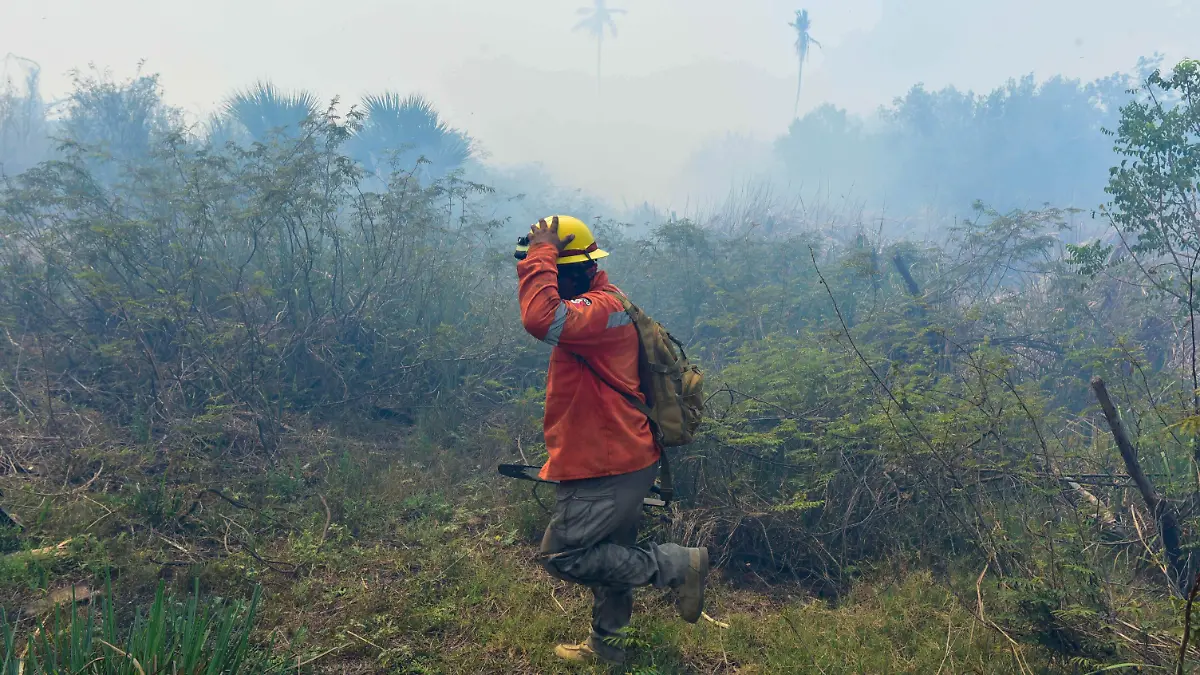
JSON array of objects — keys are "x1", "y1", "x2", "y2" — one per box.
[
  {"x1": 223, "y1": 81, "x2": 319, "y2": 143},
  {"x1": 574, "y1": 1, "x2": 626, "y2": 95},
  {"x1": 788, "y1": 9, "x2": 821, "y2": 119},
  {"x1": 348, "y1": 93, "x2": 471, "y2": 182}
]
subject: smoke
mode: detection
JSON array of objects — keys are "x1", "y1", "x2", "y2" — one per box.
[{"x1": 0, "y1": 0, "x2": 1195, "y2": 222}]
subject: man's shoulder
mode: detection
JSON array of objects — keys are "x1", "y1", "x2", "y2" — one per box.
[
  {"x1": 566, "y1": 285, "x2": 624, "y2": 310},
  {"x1": 564, "y1": 292, "x2": 619, "y2": 311}
]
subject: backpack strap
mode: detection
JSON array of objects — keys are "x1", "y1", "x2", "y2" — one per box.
[
  {"x1": 573, "y1": 352, "x2": 675, "y2": 506},
  {"x1": 576, "y1": 355, "x2": 653, "y2": 419}
]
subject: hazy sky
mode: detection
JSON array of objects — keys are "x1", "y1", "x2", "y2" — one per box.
[{"x1": 2, "y1": 0, "x2": 1196, "y2": 206}]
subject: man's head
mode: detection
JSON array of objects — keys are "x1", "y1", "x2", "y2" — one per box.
[
  {"x1": 515, "y1": 215, "x2": 609, "y2": 299},
  {"x1": 515, "y1": 216, "x2": 609, "y2": 264},
  {"x1": 557, "y1": 261, "x2": 598, "y2": 299}
]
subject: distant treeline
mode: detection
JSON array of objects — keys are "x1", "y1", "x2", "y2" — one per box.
[{"x1": 775, "y1": 60, "x2": 1161, "y2": 215}]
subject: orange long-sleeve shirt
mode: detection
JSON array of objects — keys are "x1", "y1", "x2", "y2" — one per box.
[{"x1": 517, "y1": 243, "x2": 659, "y2": 481}]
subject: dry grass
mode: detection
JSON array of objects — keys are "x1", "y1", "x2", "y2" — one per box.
[{"x1": 0, "y1": 419, "x2": 1163, "y2": 673}]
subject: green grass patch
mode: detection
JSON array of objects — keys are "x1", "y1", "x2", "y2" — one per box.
[
  {"x1": 2, "y1": 579, "x2": 271, "y2": 674},
  {"x1": 0, "y1": 435, "x2": 1174, "y2": 674}
]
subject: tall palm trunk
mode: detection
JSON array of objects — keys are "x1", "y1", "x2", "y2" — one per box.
[
  {"x1": 793, "y1": 60, "x2": 804, "y2": 118},
  {"x1": 793, "y1": 39, "x2": 811, "y2": 119},
  {"x1": 789, "y1": 10, "x2": 818, "y2": 120},
  {"x1": 596, "y1": 34, "x2": 603, "y2": 97}
]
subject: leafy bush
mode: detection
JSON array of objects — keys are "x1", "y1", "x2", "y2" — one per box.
[{"x1": 0, "y1": 104, "x2": 521, "y2": 451}]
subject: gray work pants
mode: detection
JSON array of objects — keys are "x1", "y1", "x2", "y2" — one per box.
[{"x1": 539, "y1": 462, "x2": 690, "y2": 659}]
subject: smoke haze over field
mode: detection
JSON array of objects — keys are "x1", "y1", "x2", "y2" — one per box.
[{"x1": 1, "y1": 0, "x2": 1197, "y2": 210}]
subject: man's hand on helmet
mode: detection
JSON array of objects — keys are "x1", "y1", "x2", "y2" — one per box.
[{"x1": 528, "y1": 216, "x2": 576, "y2": 253}]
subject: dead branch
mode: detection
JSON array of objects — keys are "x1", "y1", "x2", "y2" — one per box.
[
  {"x1": 1092, "y1": 377, "x2": 1187, "y2": 593},
  {"x1": 699, "y1": 611, "x2": 729, "y2": 629},
  {"x1": 1179, "y1": 570, "x2": 1200, "y2": 675}
]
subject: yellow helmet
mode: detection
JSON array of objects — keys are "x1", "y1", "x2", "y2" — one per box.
[{"x1": 514, "y1": 215, "x2": 610, "y2": 265}]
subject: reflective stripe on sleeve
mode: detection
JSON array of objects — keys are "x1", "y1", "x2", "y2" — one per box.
[{"x1": 544, "y1": 303, "x2": 569, "y2": 346}]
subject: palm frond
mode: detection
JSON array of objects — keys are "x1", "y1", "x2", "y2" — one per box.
[
  {"x1": 574, "y1": 17, "x2": 601, "y2": 34},
  {"x1": 351, "y1": 91, "x2": 471, "y2": 179},
  {"x1": 790, "y1": 9, "x2": 812, "y2": 33},
  {"x1": 224, "y1": 80, "x2": 319, "y2": 141}
]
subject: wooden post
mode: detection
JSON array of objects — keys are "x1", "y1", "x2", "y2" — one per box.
[{"x1": 1092, "y1": 376, "x2": 1187, "y2": 592}]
